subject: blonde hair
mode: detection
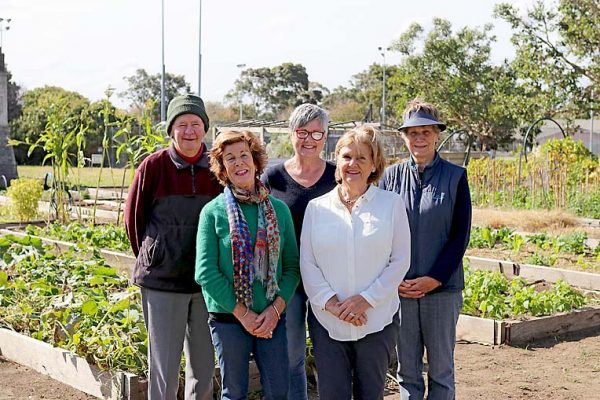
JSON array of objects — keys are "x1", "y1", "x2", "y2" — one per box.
[
  {"x1": 209, "y1": 130, "x2": 268, "y2": 187},
  {"x1": 334, "y1": 125, "x2": 386, "y2": 185}
]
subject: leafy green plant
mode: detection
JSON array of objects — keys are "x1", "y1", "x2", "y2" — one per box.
[
  {"x1": 526, "y1": 232, "x2": 552, "y2": 249},
  {"x1": 114, "y1": 99, "x2": 168, "y2": 225},
  {"x1": 467, "y1": 138, "x2": 600, "y2": 219},
  {"x1": 6, "y1": 178, "x2": 43, "y2": 222},
  {"x1": 0, "y1": 234, "x2": 146, "y2": 376},
  {"x1": 555, "y1": 232, "x2": 588, "y2": 254},
  {"x1": 462, "y1": 265, "x2": 587, "y2": 319},
  {"x1": 10, "y1": 101, "x2": 88, "y2": 223},
  {"x1": 469, "y1": 226, "x2": 515, "y2": 249},
  {"x1": 526, "y1": 252, "x2": 557, "y2": 266},
  {"x1": 25, "y1": 222, "x2": 130, "y2": 253}
]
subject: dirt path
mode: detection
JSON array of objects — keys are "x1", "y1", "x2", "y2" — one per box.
[
  {"x1": 2, "y1": 329, "x2": 598, "y2": 399},
  {"x1": 0, "y1": 356, "x2": 95, "y2": 399}
]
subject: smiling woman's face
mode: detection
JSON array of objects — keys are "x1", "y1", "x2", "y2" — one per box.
[
  {"x1": 336, "y1": 141, "x2": 374, "y2": 189},
  {"x1": 402, "y1": 125, "x2": 439, "y2": 165},
  {"x1": 291, "y1": 118, "x2": 327, "y2": 160},
  {"x1": 223, "y1": 140, "x2": 256, "y2": 191}
]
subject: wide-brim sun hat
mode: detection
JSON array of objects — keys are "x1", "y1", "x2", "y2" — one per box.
[{"x1": 399, "y1": 109, "x2": 446, "y2": 132}]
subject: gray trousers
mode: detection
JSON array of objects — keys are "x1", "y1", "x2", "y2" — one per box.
[
  {"x1": 396, "y1": 291, "x2": 463, "y2": 400},
  {"x1": 141, "y1": 287, "x2": 214, "y2": 400}
]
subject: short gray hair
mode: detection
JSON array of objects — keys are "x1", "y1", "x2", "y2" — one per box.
[{"x1": 288, "y1": 104, "x2": 329, "y2": 132}]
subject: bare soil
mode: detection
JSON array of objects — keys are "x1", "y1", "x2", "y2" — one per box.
[
  {"x1": 2, "y1": 329, "x2": 598, "y2": 399},
  {"x1": 0, "y1": 356, "x2": 95, "y2": 399}
]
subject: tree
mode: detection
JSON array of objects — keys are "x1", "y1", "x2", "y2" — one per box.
[
  {"x1": 7, "y1": 70, "x2": 22, "y2": 123},
  {"x1": 495, "y1": 0, "x2": 599, "y2": 118},
  {"x1": 320, "y1": 64, "x2": 399, "y2": 124},
  {"x1": 10, "y1": 86, "x2": 90, "y2": 164},
  {"x1": 205, "y1": 101, "x2": 239, "y2": 123},
  {"x1": 386, "y1": 19, "x2": 528, "y2": 149},
  {"x1": 119, "y1": 68, "x2": 191, "y2": 121},
  {"x1": 321, "y1": 86, "x2": 365, "y2": 121},
  {"x1": 226, "y1": 63, "x2": 312, "y2": 119}
]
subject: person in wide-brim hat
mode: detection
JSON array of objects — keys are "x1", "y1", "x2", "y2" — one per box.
[{"x1": 379, "y1": 98, "x2": 472, "y2": 400}]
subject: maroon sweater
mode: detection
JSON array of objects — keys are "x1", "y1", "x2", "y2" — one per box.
[{"x1": 125, "y1": 143, "x2": 222, "y2": 293}]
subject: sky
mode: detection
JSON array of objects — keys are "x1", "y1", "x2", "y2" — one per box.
[{"x1": 2, "y1": 0, "x2": 537, "y2": 108}]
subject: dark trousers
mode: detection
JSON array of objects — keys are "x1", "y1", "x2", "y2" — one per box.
[{"x1": 308, "y1": 307, "x2": 399, "y2": 400}]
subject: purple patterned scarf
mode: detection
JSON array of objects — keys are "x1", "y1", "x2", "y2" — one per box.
[{"x1": 224, "y1": 180, "x2": 280, "y2": 306}]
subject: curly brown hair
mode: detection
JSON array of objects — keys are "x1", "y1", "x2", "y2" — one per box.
[
  {"x1": 334, "y1": 125, "x2": 386, "y2": 185},
  {"x1": 209, "y1": 130, "x2": 268, "y2": 187}
]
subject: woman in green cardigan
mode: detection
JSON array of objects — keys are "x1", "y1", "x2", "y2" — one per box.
[{"x1": 195, "y1": 130, "x2": 300, "y2": 400}]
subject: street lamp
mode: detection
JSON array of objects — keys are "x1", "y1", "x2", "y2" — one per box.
[
  {"x1": 160, "y1": 0, "x2": 166, "y2": 122},
  {"x1": 378, "y1": 46, "x2": 387, "y2": 127},
  {"x1": 236, "y1": 64, "x2": 246, "y2": 121},
  {"x1": 0, "y1": 18, "x2": 11, "y2": 48},
  {"x1": 590, "y1": 89, "x2": 595, "y2": 153},
  {"x1": 198, "y1": 0, "x2": 202, "y2": 96}
]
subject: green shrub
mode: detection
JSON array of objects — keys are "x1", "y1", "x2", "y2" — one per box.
[{"x1": 6, "y1": 178, "x2": 43, "y2": 222}]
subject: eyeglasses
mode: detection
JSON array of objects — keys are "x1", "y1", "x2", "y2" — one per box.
[{"x1": 295, "y1": 130, "x2": 325, "y2": 141}]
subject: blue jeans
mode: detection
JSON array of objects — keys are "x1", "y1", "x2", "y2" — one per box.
[
  {"x1": 308, "y1": 307, "x2": 399, "y2": 400},
  {"x1": 396, "y1": 291, "x2": 463, "y2": 400},
  {"x1": 286, "y1": 291, "x2": 308, "y2": 400},
  {"x1": 209, "y1": 315, "x2": 289, "y2": 400}
]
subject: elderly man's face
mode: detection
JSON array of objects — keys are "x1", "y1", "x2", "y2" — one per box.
[
  {"x1": 402, "y1": 125, "x2": 439, "y2": 165},
  {"x1": 171, "y1": 114, "x2": 206, "y2": 157}
]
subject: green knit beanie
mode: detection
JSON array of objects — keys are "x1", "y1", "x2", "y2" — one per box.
[{"x1": 166, "y1": 94, "x2": 210, "y2": 135}]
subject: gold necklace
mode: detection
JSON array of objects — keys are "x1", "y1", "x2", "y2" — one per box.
[{"x1": 338, "y1": 187, "x2": 363, "y2": 204}]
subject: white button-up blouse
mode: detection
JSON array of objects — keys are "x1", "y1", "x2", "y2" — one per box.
[{"x1": 300, "y1": 185, "x2": 411, "y2": 341}]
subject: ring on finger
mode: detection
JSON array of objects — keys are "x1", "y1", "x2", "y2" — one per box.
[{"x1": 349, "y1": 312, "x2": 356, "y2": 318}]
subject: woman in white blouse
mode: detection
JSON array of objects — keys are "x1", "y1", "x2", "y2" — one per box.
[{"x1": 300, "y1": 125, "x2": 411, "y2": 400}]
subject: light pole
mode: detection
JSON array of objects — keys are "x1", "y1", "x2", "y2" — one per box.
[
  {"x1": 378, "y1": 46, "x2": 387, "y2": 127},
  {"x1": 198, "y1": 0, "x2": 202, "y2": 96},
  {"x1": 160, "y1": 0, "x2": 166, "y2": 122},
  {"x1": 0, "y1": 18, "x2": 11, "y2": 48},
  {"x1": 590, "y1": 89, "x2": 595, "y2": 153},
  {"x1": 236, "y1": 64, "x2": 246, "y2": 121}
]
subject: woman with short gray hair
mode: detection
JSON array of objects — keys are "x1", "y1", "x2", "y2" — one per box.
[{"x1": 261, "y1": 103, "x2": 336, "y2": 400}]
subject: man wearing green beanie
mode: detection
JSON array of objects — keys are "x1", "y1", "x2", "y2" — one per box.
[{"x1": 125, "y1": 94, "x2": 221, "y2": 399}]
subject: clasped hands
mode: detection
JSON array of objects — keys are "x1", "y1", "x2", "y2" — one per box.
[
  {"x1": 233, "y1": 297, "x2": 285, "y2": 339},
  {"x1": 325, "y1": 295, "x2": 371, "y2": 327},
  {"x1": 398, "y1": 276, "x2": 441, "y2": 298}
]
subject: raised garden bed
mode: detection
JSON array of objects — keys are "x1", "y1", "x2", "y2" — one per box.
[
  {"x1": 0, "y1": 328, "x2": 146, "y2": 400},
  {"x1": 457, "y1": 306, "x2": 600, "y2": 345},
  {"x1": 467, "y1": 226, "x2": 600, "y2": 273}
]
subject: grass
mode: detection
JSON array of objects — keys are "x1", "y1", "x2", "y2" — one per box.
[
  {"x1": 17, "y1": 166, "x2": 134, "y2": 188},
  {"x1": 472, "y1": 208, "x2": 599, "y2": 239}
]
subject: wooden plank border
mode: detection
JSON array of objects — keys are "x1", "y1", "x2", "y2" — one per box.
[
  {"x1": 503, "y1": 307, "x2": 600, "y2": 345},
  {"x1": 456, "y1": 315, "x2": 504, "y2": 345},
  {"x1": 0, "y1": 328, "x2": 146, "y2": 399},
  {"x1": 466, "y1": 255, "x2": 600, "y2": 291},
  {"x1": 457, "y1": 307, "x2": 600, "y2": 346}
]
